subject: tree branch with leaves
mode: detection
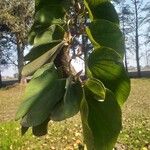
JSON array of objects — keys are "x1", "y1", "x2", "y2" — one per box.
[{"x1": 15, "y1": 0, "x2": 130, "y2": 150}]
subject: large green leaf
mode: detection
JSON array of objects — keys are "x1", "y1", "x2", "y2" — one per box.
[
  {"x1": 22, "y1": 41, "x2": 65, "y2": 76},
  {"x1": 82, "y1": 88, "x2": 122, "y2": 150},
  {"x1": 31, "y1": 63, "x2": 55, "y2": 79},
  {"x1": 33, "y1": 25, "x2": 55, "y2": 45},
  {"x1": 86, "y1": 19, "x2": 124, "y2": 58},
  {"x1": 88, "y1": 47, "x2": 130, "y2": 106},
  {"x1": 15, "y1": 63, "x2": 59, "y2": 121},
  {"x1": 85, "y1": 78, "x2": 106, "y2": 101},
  {"x1": 80, "y1": 92, "x2": 94, "y2": 150},
  {"x1": 33, "y1": 25, "x2": 64, "y2": 46},
  {"x1": 21, "y1": 117, "x2": 50, "y2": 136},
  {"x1": 25, "y1": 41, "x2": 60, "y2": 61},
  {"x1": 28, "y1": 24, "x2": 64, "y2": 46},
  {"x1": 35, "y1": 0, "x2": 68, "y2": 13},
  {"x1": 84, "y1": 0, "x2": 119, "y2": 24},
  {"x1": 51, "y1": 78, "x2": 83, "y2": 121},
  {"x1": 28, "y1": 24, "x2": 54, "y2": 46},
  {"x1": 52, "y1": 25, "x2": 65, "y2": 41},
  {"x1": 35, "y1": 5, "x2": 65, "y2": 26},
  {"x1": 20, "y1": 78, "x2": 66, "y2": 127},
  {"x1": 32, "y1": 118, "x2": 50, "y2": 136},
  {"x1": 34, "y1": 0, "x2": 71, "y2": 27}
]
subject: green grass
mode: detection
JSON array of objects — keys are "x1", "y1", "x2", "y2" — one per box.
[
  {"x1": 0, "y1": 119, "x2": 83, "y2": 150},
  {"x1": 0, "y1": 121, "x2": 32, "y2": 150},
  {"x1": 0, "y1": 79, "x2": 150, "y2": 150},
  {"x1": 118, "y1": 116, "x2": 150, "y2": 150}
]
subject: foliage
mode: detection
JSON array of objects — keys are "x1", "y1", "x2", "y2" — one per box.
[
  {"x1": 142, "y1": 2, "x2": 150, "y2": 45},
  {"x1": 15, "y1": 0, "x2": 130, "y2": 149},
  {"x1": 117, "y1": 0, "x2": 150, "y2": 74},
  {"x1": 0, "y1": 0, "x2": 34, "y2": 81},
  {"x1": 0, "y1": 0, "x2": 34, "y2": 42},
  {"x1": 0, "y1": 33, "x2": 17, "y2": 67}
]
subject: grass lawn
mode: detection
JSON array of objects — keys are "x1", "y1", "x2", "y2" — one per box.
[{"x1": 0, "y1": 79, "x2": 150, "y2": 150}]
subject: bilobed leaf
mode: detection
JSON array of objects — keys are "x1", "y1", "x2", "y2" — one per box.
[
  {"x1": 25, "y1": 41, "x2": 60, "y2": 61},
  {"x1": 84, "y1": 88, "x2": 122, "y2": 150},
  {"x1": 15, "y1": 63, "x2": 59, "y2": 121},
  {"x1": 88, "y1": 47, "x2": 130, "y2": 106},
  {"x1": 32, "y1": 118, "x2": 50, "y2": 136},
  {"x1": 85, "y1": 78, "x2": 106, "y2": 101},
  {"x1": 21, "y1": 117, "x2": 50, "y2": 136},
  {"x1": 84, "y1": 0, "x2": 119, "y2": 24},
  {"x1": 86, "y1": 19, "x2": 124, "y2": 58},
  {"x1": 22, "y1": 41, "x2": 65, "y2": 76},
  {"x1": 21, "y1": 78, "x2": 66, "y2": 127},
  {"x1": 51, "y1": 78, "x2": 83, "y2": 121}
]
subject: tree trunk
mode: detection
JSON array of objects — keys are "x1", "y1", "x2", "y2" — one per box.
[
  {"x1": 122, "y1": 12, "x2": 128, "y2": 72},
  {"x1": 134, "y1": 0, "x2": 141, "y2": 77},
  {"x1": 0, "y1": 70, "x2": 2, "y2": 88},
  {"x1": 16, "y1": 33, "x2": 25, "y2": 82},
  {"x1": 124, "y1": 50, "x2": 128, "y2": 72}
]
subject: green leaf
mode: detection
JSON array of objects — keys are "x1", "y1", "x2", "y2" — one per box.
[
  {"x1": 32, "y1": 63, "x2": 54, "y2": 79},
  {"x1": 15, "y1": 63, "x2": 59, "y2": 121},
  {"x1": 84, "y1": 0, "x2": 119, "y2": 24},
  {"x1": 30, "y1": 23, "x2": 64, "y2": 46},
  {"x1": 21, "y1": 126, "x2": 29, "y2": 136},
  {"x1": 51, "y1": 78, "x2": 83, "y2": 121},
  {"x1": 80, "y1": 92, "x2": 95, "y2": 150},
  {"x1": 25, "y1": 41, "x2": 60, "y2": 61},
  {"x1": 84, "y1": 78, "x2": 106, "y2": 101},
  {"x1": 35, "y1": 0, "x2": 70, "y2": 13},
  {"x1": 86, "y1": 19, "x2": 124, "y2": 58},
  {"x1": 28, "y1": 24, "x2": 45, "y2": 46},
  {"x1": 53, "y1": 25, "x2": 65, "y2": 41},
  {"x1": 33, "y1": 25, "x2": 56, "y2": 45},
  {"x1": 22, "y1": 41, "x2": 65, "y2": 76},
  {"x1": 28, "y1": 22, "x2": 64, "y2": 46},
  {"x1": 20, "y1": 78, "x2": 66, "y2": 127},
  {"x1": 83, "y1": 88, "x2": 122, "y2": 150},
  {"x1": 88, "y1": 47, "x2": 130, "y2": 106},
  {"x1": 35, "y1": 5, "x2": 65, "y2": 26},
  {"x1": 28, "y1": 30, "x2": 36, "y2": 45},
  {"x1": 32, "y1": 118, "x2": 50, "y2": 136}
]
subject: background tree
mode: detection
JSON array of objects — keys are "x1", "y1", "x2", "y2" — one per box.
[
  {"x1": 117, "y1": 0, "x2": 149, "y2": 76},
  {"x1": 117, "y1": 0, "x2": 135, "y2": 72},
  {"x1": 0, "y1": 25, "x2": 17, "y2": 87},
  {"x1": 132, "y1": 0, "x2": 141, "y2": 76},
  {"x1": 0, "y1": 0, "x2": 34, "y2": 82},
  {"x1": 142, "y1": 2, "x2": 150, "y2": 44}
]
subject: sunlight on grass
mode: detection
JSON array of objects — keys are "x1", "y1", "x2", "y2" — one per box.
[
  {"x1": 0, "y1": 121, "x2": 32, "y2": 150},
  {"x1": 0, "y1": 79, "x2": 150, "y2": 149}
]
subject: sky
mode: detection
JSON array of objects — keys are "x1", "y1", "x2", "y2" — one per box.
[
  {"x1": 116, "y1": 0, "x2": 150, "y2": 67},
  {"x1": 1, "y1": 0, "x2": 150, "y2": 77}
]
